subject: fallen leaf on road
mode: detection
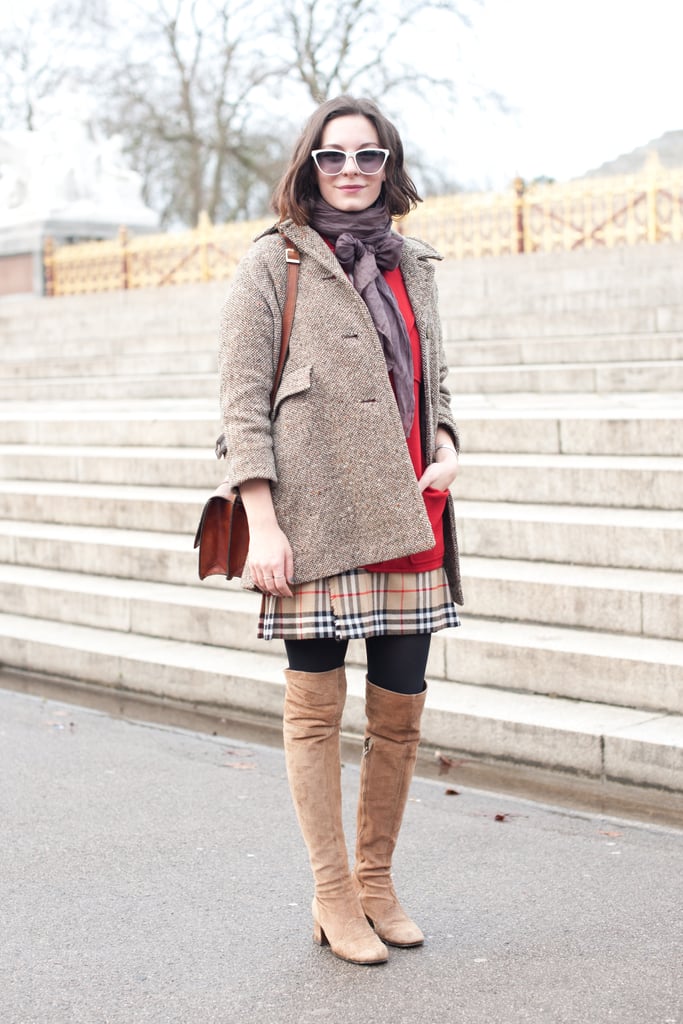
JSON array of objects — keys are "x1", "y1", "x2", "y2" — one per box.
[
  {"x1": 444, "y1": 788, "x2": 460, "y2": 796},
  {"x1": 435, "y1": 751, "x2": 468, "y2": 775}
]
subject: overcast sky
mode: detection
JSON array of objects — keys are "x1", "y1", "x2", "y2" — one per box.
[
  {"x1": 3, "y1": 0, "x2": 681, "y2": 197},
  {"x1": 426, "y1": 0, "x2": 683, "y2": 189}
]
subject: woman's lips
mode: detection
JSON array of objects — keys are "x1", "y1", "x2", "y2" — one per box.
[{"x1": 338, "y1": 185, "x2": 364, "y2": 192}]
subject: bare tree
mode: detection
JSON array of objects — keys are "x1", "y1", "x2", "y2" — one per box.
[
  {"x1": 98, "y1": 0, "x2": 486, "y2": 221},
  {"x1": 278, "y1": 0, "x2": 476, "y2": 107},
  {"x1": 274, "y1": 0, "x2": 487, "y2": 197},
  {"x1": 0, "y1": 0, "x2": 490, "y2": 224},
  {"x1": 96, "y1": 0, "x2": 289, "y2": 225}
]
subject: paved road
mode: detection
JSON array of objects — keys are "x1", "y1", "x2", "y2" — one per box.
[{"x1": 1, "y1": 686, "x2": 681, "y2": 1024}]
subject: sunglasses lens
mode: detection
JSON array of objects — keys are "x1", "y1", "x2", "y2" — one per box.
[
  {"x1": 313, "y1": 149, "x2": 388, "y2": 174},
  {"x1": 316, "y1": 151, "x2": 347, "y2": 174},
  {"x1": 356, "y1": 150, "x2": 386, "y2": 173}
]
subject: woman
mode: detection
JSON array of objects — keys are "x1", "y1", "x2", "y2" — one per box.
[{"x1": 218, "y1": 96, "x2": 462, "y2": 966}]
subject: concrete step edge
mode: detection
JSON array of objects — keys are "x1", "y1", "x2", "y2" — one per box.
[
  {"x1": 0, "y1": 611, "x2": 680, "y2": 792},
  {"x1": 1, "y1": 482, "x2": 681, "y2": 526},
  {"x1": 1, "y1": 543, "x2": 680, "y2": 599},
  {"x1": 0, "y1": 565, "x2": 680, "y2": 715},
  {"x1": 0, "y1": 558, "x2": 680, "y2": 657},
  {"x1": 3, "y1": 444, "x2": 683, "y2": 472}
]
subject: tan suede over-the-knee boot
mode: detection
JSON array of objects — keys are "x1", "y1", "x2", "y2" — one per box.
[
  {"x1": 353, "y1": 678, "x2": 427, "y2": 948},
  {"x1": 283, "y1": 667, "x2": 388, "y2": 965}
]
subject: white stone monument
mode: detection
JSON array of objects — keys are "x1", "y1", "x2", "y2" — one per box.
[{"x1": 0, "y1": 105, "x2": 159, "y2": 296}]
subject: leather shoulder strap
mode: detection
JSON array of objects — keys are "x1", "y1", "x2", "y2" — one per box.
[{"x1": 269, "y1": 237, "x2": 300, "y2": 410}]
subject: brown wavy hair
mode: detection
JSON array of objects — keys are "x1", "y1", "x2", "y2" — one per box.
[{"x1": 272, "y1": 96, "x2": 422, "y2": 225}]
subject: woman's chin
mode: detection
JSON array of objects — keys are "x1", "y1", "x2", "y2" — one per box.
[{"x1": 328, "y1": 196, "x2": 377, "y2": 213}]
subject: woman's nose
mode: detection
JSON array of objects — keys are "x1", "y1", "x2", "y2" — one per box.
[{"x1": 340, "y1": 153, "x2": 360, "y2": 173}]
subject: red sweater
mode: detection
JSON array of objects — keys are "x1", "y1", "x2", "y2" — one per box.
[{"x1": 363, "y1": 265, "x2": 447, "y2": 573}]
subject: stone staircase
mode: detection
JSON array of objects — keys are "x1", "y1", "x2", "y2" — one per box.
[{"x1": 0, "y1": 240, "x2": 682, "y2": 821}]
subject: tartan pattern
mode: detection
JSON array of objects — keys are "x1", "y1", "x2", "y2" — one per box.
[{"x1": 258, "y1": 568, "x2": 460, "y2": 641}]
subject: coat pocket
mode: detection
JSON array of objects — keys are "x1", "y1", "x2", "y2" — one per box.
[
  {"x1": 272, "y1": 364, "x2": 312, "y2": 419},
  {"x1": 405, "y1": 485, "x2": 449, "y2": 569}
]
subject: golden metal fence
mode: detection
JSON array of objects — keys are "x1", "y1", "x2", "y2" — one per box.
[
  {"x1": 43, "y1": 212, "x2": 273, "y2": 297},
  {"x1": 44, "y1": 154, "x2": 683, "y2": 296},
  {"x1": 404, "y1": 153, "x2": 683, "y2": 257}
]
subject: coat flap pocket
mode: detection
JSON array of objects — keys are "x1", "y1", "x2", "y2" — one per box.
[{"x1": 272, "y1": 364, "x2": 312, "y2": 417}]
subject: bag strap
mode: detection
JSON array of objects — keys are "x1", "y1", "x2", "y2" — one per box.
[{"x1": 269, "y1": 237, "x2": 301, "y2": 410}]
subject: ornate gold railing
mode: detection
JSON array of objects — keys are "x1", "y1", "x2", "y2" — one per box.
[
  {"x1": 44, "y1": 154, "x2": 683, "y2": 296},
  {"x1": 403, "y1": 153, "x2": 683, "y2": 257},
  {"x1": 43, "y1": 212, "x2": 273, "y2": 297}
]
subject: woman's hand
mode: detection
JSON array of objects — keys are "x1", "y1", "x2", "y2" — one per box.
[
  {"x1": 239, "y1": 479, "x2": 294, "y2": 597},
  {"x1": 418, "y1": 444, "x2": 459, "y2": 494},
  {"x1": 247, "y1": 523, "x2": 295, "y2": 597}
]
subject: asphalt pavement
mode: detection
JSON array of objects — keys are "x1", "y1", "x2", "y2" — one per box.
[{"x1": 1, "y1": 686, "x2": 681, "y2": 1024}]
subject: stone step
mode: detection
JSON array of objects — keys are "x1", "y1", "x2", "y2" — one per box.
[
  {"x1": 0, "y1": 280, "x2": 227, "y2": 335},
  {"x1": 461, "y1": 556, "x2": 683, "y2": 642},
  {"x1": 0, "y1": 446, "x2": 224, "y2": 489},
  {"x1": 5, "y1": 280, "x2": 680, "y2": 341},
  {"x1": 0, "y1": 563, "x2": 680, "y2": 714},
  {"x1": 0, "y1": 332, "x2": 214, "y2": 360},
  {"x1": 0, "y1": 519, "x2": 679, "y2": 642},
  {"x1": 450, "y1": 360, "x2": 683, "y2": 394},
  {"x1": 2, "y1": 445, "x2": 680, "y2": 511},
  {"x1": 0, "y1": 482, "x2": 681, "y2": 584},
  {"x1": 442, "y1": 306, "x2": 683, "y2": 341},
  {"x1": 0, "y1": 480, "x2": 203, "y2": 534},
  {"x1": 4, "y1": 345, "x2": 683, "y2": 393},
  {"x1": 457, "y1": 399, "x2": 683, "y2": 456},
  {"x1": 0, "y1": 358, "x2": 681, "y2": 402},
  {"x1": 0, "y1": 351, "x2": 216, "y2": 379},
  {"x1": 0, "y1": 610, "x2": 680, "y2": 792},
  {"x1": 3, "y1": 329, "x2": 682, "y2": 370},
  {"x1": 0, "y1": 373, "x2": 214, "y2": 402},
  {"x1": 0, "y1": 481, "x2": 679, "y2": 571},
  {"x1": 0, "y1": 563, "x2": 268, "y2": 656},
  {"x1": 434, "y1": 240, "x2": 683, "y2": 285},
  {"x1": 0, "y1": 398, "x2": 679, "y2": 455},
  {"x1": 0, "y1": 404, "x2": 222, "y2": 450},
  {"x1": 0, "y1": 519, "x2": 195, "y2": 586},
  {"x1": 455, "y1": 616, "x2": 683, "y2": 717},
  {"x1": 442, "y1": 284, "x2": 683, "y2": 317},
  {"x1": 444, "y1": 334, "x2": 683, "y2": 367},
  {"x1": 459, "y1": 499, "x2": 683, "y2": 572},
  {"x1": 458, "y1": 452, "x2": 683, "y2": 510},
  {"x1": 3, "y1": 324, "x2": 682, "y2": 371}
]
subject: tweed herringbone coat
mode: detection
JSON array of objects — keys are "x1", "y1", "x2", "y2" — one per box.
[{"x1": 218, "y1": 219, "x2": 463, "y2": 605}]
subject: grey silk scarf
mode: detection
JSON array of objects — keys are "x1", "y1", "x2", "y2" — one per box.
[{"x1": 309, "y1": 199, "x2": 414, "y2": 435}]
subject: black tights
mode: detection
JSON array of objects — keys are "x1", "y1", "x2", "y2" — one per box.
[{"x1": 284, "y1": 635, "x2": 430, "y2": 695}]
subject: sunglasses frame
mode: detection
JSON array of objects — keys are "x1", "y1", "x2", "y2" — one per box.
[{"x1": 311, "y1": 148, "x2": 390, "y2": 176}]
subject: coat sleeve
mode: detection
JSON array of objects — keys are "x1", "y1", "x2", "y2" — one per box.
[
  {"x1": 217, "y1": 243, "x2": 284, "y2": 490},
  {"x1": 432, "y1": 275, "x2": 461, "y2": 453}
]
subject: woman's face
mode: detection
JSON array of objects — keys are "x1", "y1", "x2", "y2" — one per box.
[{"x1": 314, "y1": 114, "x2": 386, "y2": 212}]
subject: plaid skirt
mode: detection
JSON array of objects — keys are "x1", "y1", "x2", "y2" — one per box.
[{"x1": 258, "y1": 567, "x2": 460, "y2": 640}]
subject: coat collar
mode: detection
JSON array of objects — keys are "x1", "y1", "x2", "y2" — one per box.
[{"x1": 257, "y1": 220, "x2": 442, "y2": 304}]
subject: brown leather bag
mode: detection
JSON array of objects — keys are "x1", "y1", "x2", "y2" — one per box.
[{"x1": 194, "y1": 238, "x2": 300, "y2": 580}]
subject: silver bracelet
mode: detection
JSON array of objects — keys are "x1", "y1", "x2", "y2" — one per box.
[{"x1": 435, "y1": 444, "x2": 458, "y2": 457}]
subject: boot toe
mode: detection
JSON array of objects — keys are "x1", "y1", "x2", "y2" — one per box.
[{"x1": 373, "y1": 916, "x2": 424, "y2": 948}]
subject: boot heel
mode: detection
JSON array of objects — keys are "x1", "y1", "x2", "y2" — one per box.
[{"x1": 313, "y1": 921, "x2": 329, "y2": 947}]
